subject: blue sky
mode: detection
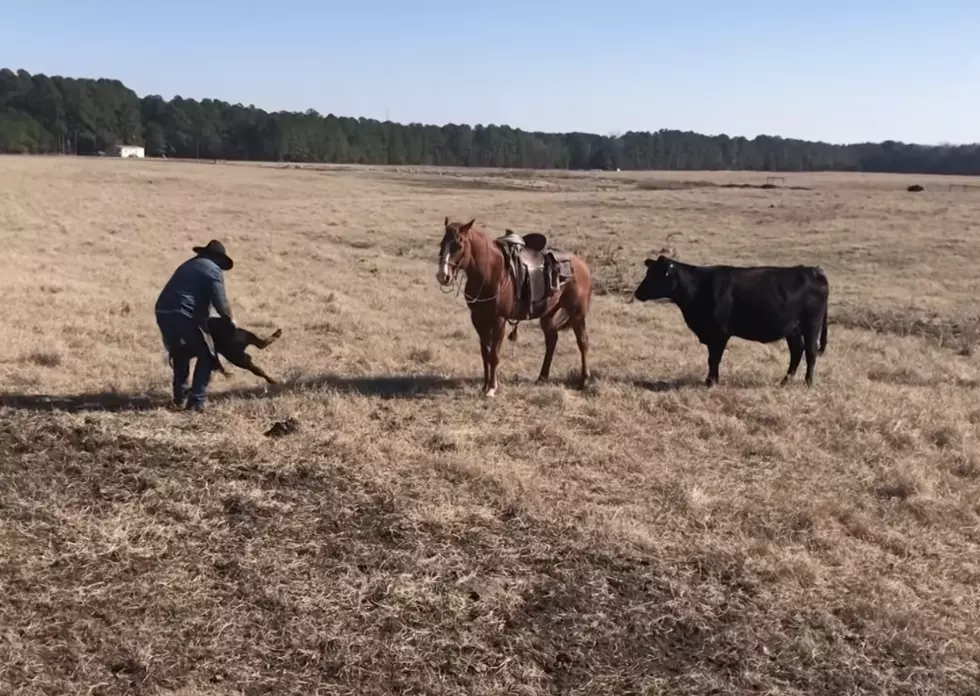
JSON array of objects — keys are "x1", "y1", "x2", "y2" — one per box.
[{"x1": 2, "y1": 1, "x2": 977, "y2": 145}]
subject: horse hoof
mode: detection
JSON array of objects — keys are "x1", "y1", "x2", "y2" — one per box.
[
  {"x1": 484, "y1": 387, "x2": 497, "y2": 398},
  {"x1": 535, "y1": 376, "x2": 548, "y2": 385}
]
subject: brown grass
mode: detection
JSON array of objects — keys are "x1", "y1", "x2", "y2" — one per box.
[{"x1": 2, "y1": 156, "x2": 980, "y2": 694}]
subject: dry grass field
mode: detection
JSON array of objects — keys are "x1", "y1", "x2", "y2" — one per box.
[{"x1": 2, "y1": 156, "x2": 980, "y2": 695}]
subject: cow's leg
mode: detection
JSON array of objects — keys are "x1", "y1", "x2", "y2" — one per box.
[
  {"x1": 705, "y1": 337, "x2": 728, "y2": 387},
  {"x1": 486, "y1": 317, "x2": 507, "y2": 397},
  {"x1": 803, "y1": 322, "x2": 820, "y2": 386},
  {"x1": 781, "y1": 332, "x2": 805, "y2": 385},
  {"x1": 572, "y1": 316, "x2": 591, "y2": 389},
  {"x1": 536, "y1": 311, "x2": 560, "y2": 384}
]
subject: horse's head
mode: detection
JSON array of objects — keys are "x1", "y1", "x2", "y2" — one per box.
[{"x1": 436, "y1": 216, "x2": 476, "y2": 286}]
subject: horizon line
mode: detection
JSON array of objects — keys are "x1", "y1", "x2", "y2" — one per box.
[{"x1": 3, "y1": 66, "x2": 979, "y2": 152}]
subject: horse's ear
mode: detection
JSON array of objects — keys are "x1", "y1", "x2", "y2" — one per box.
[
  {"x1": 460, "y1": 219, "x2": 475, "y2": 233},
  {"x1": 444, "y1": 216, "x2": 449, "y2": 228},
  {"x1": 645, "y1": 258, "x2": 655, "y2": 267}
]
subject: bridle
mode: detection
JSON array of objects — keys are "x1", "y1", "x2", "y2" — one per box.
[
  {"x1": 437, "y1": 230, "x2": 509, "y2": 305},
  {"x1": 437, "y1": 235, "x2": 464, "y2": 292}
]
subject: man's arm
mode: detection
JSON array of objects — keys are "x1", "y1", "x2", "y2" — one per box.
[{"x1": 209, "y1": 267, "x2": 234, "y2": 322}]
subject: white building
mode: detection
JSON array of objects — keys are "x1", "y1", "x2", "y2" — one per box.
[{"x1": 108, "y1": 144, "x2": 145, "y2": 158}]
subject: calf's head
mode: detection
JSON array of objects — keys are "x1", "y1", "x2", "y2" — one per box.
[{"x1": 633, "y1": 255, "x2": 678, "y2": 302}]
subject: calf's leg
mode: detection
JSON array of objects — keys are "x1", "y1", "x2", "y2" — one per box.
[
  {"x1": 239, "y1": 354, "x2": 277, "y2": 384},
  {"x1": 251, "y1": 328, "x2": 282, "y2": 350}
]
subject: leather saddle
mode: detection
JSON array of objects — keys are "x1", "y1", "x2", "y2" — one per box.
[{"x1": 495, "y1": 229, "x2": 575, "y2": 320}]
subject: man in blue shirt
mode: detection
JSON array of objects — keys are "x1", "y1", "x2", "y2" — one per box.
[{"x1": 155, "y1": 240, "x2": 235, "y2": 412}]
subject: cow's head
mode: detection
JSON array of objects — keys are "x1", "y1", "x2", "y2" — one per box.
[{"x1": 633, "y1": 255, "x2": 678, "y2": 302}]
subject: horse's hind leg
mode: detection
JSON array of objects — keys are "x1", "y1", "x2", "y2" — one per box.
[
  {"x1": 572, "y1": 315, "x2": 591, "y2": 388},
  {"x1": 536, "y1": 309, "x2": 560, "y2": 384}
]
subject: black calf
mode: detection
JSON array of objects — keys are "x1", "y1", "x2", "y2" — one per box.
[{"x1": 207, "y1": 316, "x2": 282, "y2": 385}]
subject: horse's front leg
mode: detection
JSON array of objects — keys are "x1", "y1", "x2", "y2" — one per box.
[
  {"x1": 486, "y1": 317, "x2": 507, "y2": 397},
  {"x1": 471, "y1": 312, "x2": 492, "y2": 393}
]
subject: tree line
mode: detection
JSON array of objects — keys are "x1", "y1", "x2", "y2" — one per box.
[{"x1": 1, "y1": 67, "x2": 978, "y2": 175}]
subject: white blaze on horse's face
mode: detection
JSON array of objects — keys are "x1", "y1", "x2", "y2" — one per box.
[
  {"x1": 436, "y1": 245, "x2": 451, "y2": 285},
  {"x1": 436, "y1": 229, "x2": 458, "y2": 286}
]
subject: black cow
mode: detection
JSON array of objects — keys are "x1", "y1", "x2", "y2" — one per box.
[{"x1": 633, "y1": 255, "x2": 829, "y2": 386}]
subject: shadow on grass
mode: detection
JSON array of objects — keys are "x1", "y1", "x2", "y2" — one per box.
[
  {"x1": 216, "y1": 372, "x2": 468, "y2": 402},
  {"x1": 0, "y1": 372, "x2": 467, "y2": 414},
  {"x1": 629, "y1": 374, "x2": 798, "y2": 391},
  {"x1": 631, "y1": 377, "x2": 705, "y2": 392}
]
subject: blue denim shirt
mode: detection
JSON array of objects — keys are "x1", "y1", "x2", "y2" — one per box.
[{"x1": 155, "y1": 256, "x2": 232, "y2": 324}]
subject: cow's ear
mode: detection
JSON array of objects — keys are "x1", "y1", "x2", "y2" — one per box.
[{"x1": 645, "y1": 258, "x2": 655, "y2": 267}]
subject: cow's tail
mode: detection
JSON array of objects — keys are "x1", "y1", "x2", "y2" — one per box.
[
  {"x1": 815, "y1": 266, "x2": 829, "y2": 354},
  {"x1": 818, "y1": 310, "x2": 828, "y2": 354}
]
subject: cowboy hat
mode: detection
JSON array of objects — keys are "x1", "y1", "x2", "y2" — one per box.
[{"x1": 192, "y1": 239, "x2": 234, "y2": 270}]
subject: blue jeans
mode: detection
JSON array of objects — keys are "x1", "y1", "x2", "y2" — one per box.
[{"x1": 156, "y1": 311, "x2": 216, "y2": 409}]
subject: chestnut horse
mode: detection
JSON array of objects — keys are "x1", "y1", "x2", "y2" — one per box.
[{"x1": 436, "y1": 217, "x2": 593, "y2": 397}]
